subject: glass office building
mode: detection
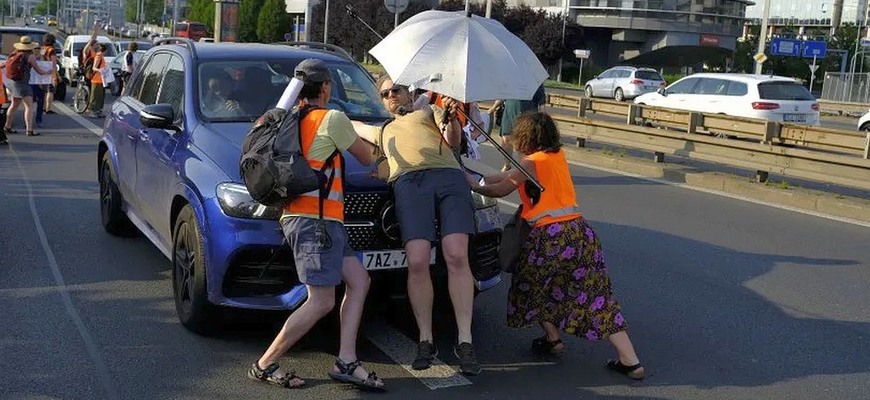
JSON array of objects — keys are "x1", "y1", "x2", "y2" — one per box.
[{"x1": 745, "y1": 0, "x2": 867, "y2": 26}]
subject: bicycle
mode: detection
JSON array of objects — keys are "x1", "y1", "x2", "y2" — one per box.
[{"x1": 72, "y1": 71, "x2": 90, "y2": 114}]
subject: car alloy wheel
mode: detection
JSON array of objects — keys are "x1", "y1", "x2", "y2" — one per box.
[
  {"x1": 614, "y1": 88, "x2": 624, "y2": 102},
  {"x1": 171, "y1": 205, "x2": 216, "y2": 334},
  {"x1": 174, "y1": 222, "x2": 196, "y2": 315},
  {"x1": 585, "y1": 86, "x2": 593, "y2": 98},
  {"x1": 99, "y1": 153, "x2": 136, "y2": 236}
]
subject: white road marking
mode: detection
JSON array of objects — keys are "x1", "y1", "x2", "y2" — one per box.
[
  {"x1": 7, "y1": 147, "x2": 120, "y2": 400},
  {"x1": 364, "y1": 325, "x2": 472, "y2": 390},
  {"x1": 55, "y1": 101, "x2": 105, "y2": 137}
]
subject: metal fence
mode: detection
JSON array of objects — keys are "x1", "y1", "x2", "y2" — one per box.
[{"x1": 822, "y1": 72, "x2": 870, "y2": 103}]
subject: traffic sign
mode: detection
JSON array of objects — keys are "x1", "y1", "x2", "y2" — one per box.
[
  {"x1": 384, "y1": 0, "x2": 408, "y2": 13},
  {"x1": 770, "y1": 38, "x2": 801, "y2": 57},
  {"x1": 284, "y1": 32, "x2": 292, "y2": 41},
  {"x1": 753, "y1": 53, "x2": 768, "y2": 63},
  {"x1": 809, "y1": 64, "x2": 819, "y2": 74},
  {"x1": 573, "y1": 49, "x2": 590, "y2": 59},
  {"x1": 802, "y1": 40, "x2": 827, "y2": 58},
  {"x1": 861, "y1": 38, "x2": 870, "y2": 48}
]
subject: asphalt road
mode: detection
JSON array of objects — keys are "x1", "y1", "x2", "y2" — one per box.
[
  {"x1": 545, "y1": 87, "x2": 864, "y2": 132},
  {"x1": 1, "y1": 97, "x2": 869, "y2": 400}
]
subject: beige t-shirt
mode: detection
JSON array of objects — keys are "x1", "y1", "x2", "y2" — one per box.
[{"x1": 381, "y1": 105, "x2": 460, "y2": 182}]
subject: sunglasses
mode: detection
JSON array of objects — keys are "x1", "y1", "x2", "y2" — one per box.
[{"x1": 379, "y1": 85, "x2": 407, "y2": 99}]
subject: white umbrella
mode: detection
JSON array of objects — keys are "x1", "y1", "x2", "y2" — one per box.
[{"x1": 369, "y1": 10, "x2": 548, "y2": 103}]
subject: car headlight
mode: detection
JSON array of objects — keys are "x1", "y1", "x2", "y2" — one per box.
[
  {"x1": 471, "y1": 192, "x2": 497, "y2": 210},
  {"x1": 216, "y1": 183, "x2": 282, "y2": 219}
]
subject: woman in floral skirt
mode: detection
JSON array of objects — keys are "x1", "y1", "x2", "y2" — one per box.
[{"x1": 468, "y1": 111, "x2": 645, "y2": 380}]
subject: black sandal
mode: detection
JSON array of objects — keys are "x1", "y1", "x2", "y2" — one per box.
[
  {"x1": 328, "y1": 358, "x2": 386, "y2": 392},
  {"x1": 247, "y1": 362, "x2": 305, "y2": 389},
  {"x1": 26, "y1": 131, "x2": 40, "y2": 136},
  {"x1": 606, "y1": 359, "x2": 645, "y2": 380},
  {"x1": 531, "y1": 336, "x2": 564, "y2": 355},
  {"x1": 3, "y1": 127, "x2": 18, "y2": 134}
]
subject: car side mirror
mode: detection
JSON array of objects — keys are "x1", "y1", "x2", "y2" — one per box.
[
  {"x1": 657, "y1": 87, "x2": 667, "y2": 96},
  {"x1": 140, "y1": 104, "x2": 179, "y2": 131}
]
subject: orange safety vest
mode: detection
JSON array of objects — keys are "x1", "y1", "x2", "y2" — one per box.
[
  {"x1": 519, "y1": 149, "x2": 582, "y2": 227},
  {"x1": 91, "y1": 53, "x2": 105, "y2": 84},
  {"x1": 0, "y1": 80, "x2": 7, "y2": 104},
  {"x1": 284, "y1": 109, "x2": 345, "y2": 222},
  {"x1": 432, "y1": 93, "x2": 469, "y2": 127}
]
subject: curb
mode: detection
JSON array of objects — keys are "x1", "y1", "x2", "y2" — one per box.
[{"x1": 560, "y1": 145, "x2": 870, "y2": 225}]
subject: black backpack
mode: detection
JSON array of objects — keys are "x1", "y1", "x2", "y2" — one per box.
[{"x1": 239, "y1": 106, "x2": 338, "y2": 209}]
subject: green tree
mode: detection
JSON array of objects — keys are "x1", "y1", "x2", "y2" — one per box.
[
  {"x1": 256, "y1": 0, "x2": 291, "y2": 43},
  {"x1": 187, "y1": 0, "x2": 215, "y2": 32},
  {"x1": 33, "y1": 0, "x2": 58, "y2": 16},
  {"x1": 238, "y1": 0, "x2": 264, "y2": 42},
  {"x1": 125, "y1": 0, "x2": 165, "y2": 25}
]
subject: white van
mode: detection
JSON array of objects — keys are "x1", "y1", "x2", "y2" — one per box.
[
  {"x1": 60, "y1": 35, "x2": 117, "y2": 85},
  {"x1": 634, "y1": 73, "x2": 821, "y2": 126}
]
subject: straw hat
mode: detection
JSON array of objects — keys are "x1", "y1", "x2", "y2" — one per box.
[{"x1": 13, "y1": 36, "x2": 39, "y2": 51}]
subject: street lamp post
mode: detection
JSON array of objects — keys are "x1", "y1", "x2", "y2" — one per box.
[
  {"x1": 754, "y1": 0, "x2": 771, "y2": 74},
  {"x1": 323, "y1": 0, "x2": 329, "y2": 43},
  {"x1": 557, "y1": 0, "x2": 568, "y2": 82}
]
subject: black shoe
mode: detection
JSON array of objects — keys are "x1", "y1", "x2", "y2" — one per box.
[
  {"x1": 412, "y1": 341, "x2": 438, "y2": 370},
  {"x1": 454, "y1": 342, "x2": 481, "y2": 376}
]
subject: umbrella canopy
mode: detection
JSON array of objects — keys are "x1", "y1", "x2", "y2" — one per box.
[{"x1": 369, "y1": 10, "x2": 549, "y2": 103}]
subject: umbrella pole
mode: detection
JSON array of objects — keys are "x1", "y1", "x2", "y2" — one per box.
[{"x1": 456, "y1": 108, "x2": 545, "y2": 193}]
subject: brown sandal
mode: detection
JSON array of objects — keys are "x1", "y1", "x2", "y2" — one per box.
[
  {"x1": 606, "y1": 359, "x2": 645, "y2": 380},
  {"x1": 247, "y1": 362, "x2": 305, "y2": 388}
]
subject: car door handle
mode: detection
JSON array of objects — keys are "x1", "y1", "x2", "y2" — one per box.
[{"x1": 138, "y1": 129, "x2": 150, "y2": 141}]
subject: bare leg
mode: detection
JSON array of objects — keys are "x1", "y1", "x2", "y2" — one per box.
[
  {"x1": 45, "y1": 89, "x2": 54, "y2": 113},
  {"x1": 22, "y1": 96, "x2": 34, "y2": 133},
  {"x1": 406, "y1": 239, "x2": 434, "y2": 342},
  {"x1": 441, "y1": 233, "x2": 474, "y2": 344},
  {"x1": 5, "y1": 98, "x2": 20, "y2": 130},
  {"x1": 258, "y1": 285, "x2": 336, "y2": 373},
  {"x1": 500, "y1": 135, "x2": 514, "y2": 171},
  {"x1": 608, "y1": 330, "x2": 643, "y2": 370},
  {"x1": 334, "y1": 256, "x2": 383, "y2": 387}
]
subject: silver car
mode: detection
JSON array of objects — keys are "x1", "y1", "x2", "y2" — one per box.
[{"x1": 585, "y1": 66, "x2": 666, "y2": 101}]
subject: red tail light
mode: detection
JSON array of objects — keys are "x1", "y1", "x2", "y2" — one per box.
[
  {"x1": 811, "y1": 103, "x2": 819, "y2": 111},
  {"x1": 751, "y1": 102, "x2": 780, "y2": 110},
  {"x1": 629, "y1": 79, "x2": 644, "y2": 85}
]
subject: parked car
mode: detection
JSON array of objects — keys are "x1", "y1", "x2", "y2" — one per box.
[
  {"x1": 634, "y1": 73, "x2": 821, "y2": 126},
  {"x1": 0, "y1": 26, "x2": 68, "y2": 101},
  {"x1": 97, "y1": 40, "x2": 503, "y2": 334},
  {"x1": 60, "y1": 34, "x2": 118, "y2": 86},
  {"x1": 585, "y1": 66, "x2": 666, "y2": 101},
  {"x1": 114, "y1": 40, "x2": 152, "y2": 54},
  {"x1": 857, "y1": 110, "x2": 870, "y2": 131},
  {"x1": 107, "y1": 50, "x2": 145, "y2": 96}
]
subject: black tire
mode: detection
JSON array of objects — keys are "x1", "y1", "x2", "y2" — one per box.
[
  {"x1": 614, "y1": 87, "x2": 625, "y2": 102},
  {"x1": 172, "y1": 205, "x2": 217, "y2": 335},
  {"x1": 99, "y1": 153, "x2": 137, "y2": 236},
  {"x1": 585, "y1": 85, "x2": 593, "y2": 98},
  {"x1": 861, "y1": 123, "x2": 870, "y2": 132},
  {"x1": 73, "y1": 86, "x2": 89, "y2": 113}
]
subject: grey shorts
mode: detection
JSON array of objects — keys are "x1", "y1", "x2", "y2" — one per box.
[
  {"x1": 393, "y1": 168, "x2": 476, "y2": 243},
  {"x1": 281, "y1": 217, "x2": 355, "y2": 286},
  {"x1": 8, "y1": 80, "x2": 32, "y2": 98}
]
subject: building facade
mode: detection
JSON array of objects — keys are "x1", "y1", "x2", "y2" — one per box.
[{"x1": 508, "y1": 0, "x2": 749, "y2": 67}]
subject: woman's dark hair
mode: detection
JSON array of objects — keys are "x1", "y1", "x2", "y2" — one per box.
[
  {"x1": 299, "y1": 81, "x2": 327, "y2": 100},
  {"x1": 511, "y1": 111, "x2": 562, "y2": 155},
  {"x1": 98, "y1": 43, "x2": 107, "y2": 52},
  {"x1": 42, "y1": 33, "x2": 55, "y2": 46},
  {"x1": 128, "y1": 42, "x2": 139, "y2": 52}
]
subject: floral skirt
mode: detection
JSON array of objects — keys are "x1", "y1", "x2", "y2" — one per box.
[{"x1": 507, "y1": 216, "x2": 627, "y2": 340}]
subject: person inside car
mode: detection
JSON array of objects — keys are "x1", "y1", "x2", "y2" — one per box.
[{"x1": 200, "y1": 67, "x2": 244, "y2": 118}]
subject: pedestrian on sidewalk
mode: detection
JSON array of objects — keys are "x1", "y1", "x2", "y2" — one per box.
[
  {"x1": 469, "y1": 111, "x2": 646, "y2": 380},
  {"x1": 3, "y1": 36, "x2": 53, "y2": 137},
  {"x1": 248, "y1": 59, "x2": 385, "y2": 392},
  {"x1": 490, "y1": 83, "x2": 546, "y2": 171}
]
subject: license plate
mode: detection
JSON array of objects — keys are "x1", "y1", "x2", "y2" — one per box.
[
  {"x1": 361, "y1": 249, "x2": 436, "y2": 270},
  {"x1": 783, "y1": 113, "x2": 806, "y2": 123},
  {"x1": 645, "y1": 86, "x2": 658, "y2": 90}
]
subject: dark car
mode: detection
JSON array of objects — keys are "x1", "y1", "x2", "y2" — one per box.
[
  {"x1": 97, "y1": 39, "x2": 503, "y2": 334},
  {"x1": 0, "y1": 26, "x2": 68, "y2": 101}
]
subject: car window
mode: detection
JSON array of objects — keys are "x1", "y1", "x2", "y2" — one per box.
[
  {"x1": 693, "y1": 78, "x2": 729, "y2": 95},
  {"x1": 635, "y1": 71, "x2": 663, "y2": 81},
  {"x1": 1, "y1": 32, "x2": 47, "y2": 55},
  {"x1": 618, "y1": 70, "x2": 632, "y2": 78},
  {"x1": 725, "y1": 81, "x2": 748, "y2": 96},
  {"x1": 157, "y1": 55, "x2": 184, "y2": 117},
  {"x1": 666, "y1": 78, "x2": 699, "y2": 94},
  {"x1": 599, "y1": 70, "x2": 613, "y2": 79},
  {"x1": 197, "y1": 59, "x2": 391, "y2": 122},
  {"x1": 135, "y1": 53, "x2": 171, "y2": 105},
  {"x1": 757, "y1": 81, "x2": 815, "y2": 100}
]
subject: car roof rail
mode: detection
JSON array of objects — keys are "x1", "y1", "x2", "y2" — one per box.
[
  {"x1": 154, "y1": 36, "x2": 199, "y2": 61},
  {"x1": 275, "y1": 41, "x2": 353, "y2": 61}
]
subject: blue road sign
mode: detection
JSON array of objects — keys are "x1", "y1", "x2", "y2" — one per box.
[
  {"x1": 803, "y1": 40, "x2": 827, "y2": 58},
  {"x1": 770, "y1": 38, "x2": 801, "y2": 57}
]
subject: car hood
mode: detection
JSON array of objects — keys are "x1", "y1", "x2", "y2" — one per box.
[{"x1": 195, "y1": 122, "x2": 389, "y2": 191}]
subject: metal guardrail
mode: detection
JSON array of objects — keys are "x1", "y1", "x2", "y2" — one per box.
[
  {"x1": 545, "y1": 94, "x2": 870, "y2": 191},
  {"x1": 817, "y1": 100, "x2": 869, "y2": 116}
]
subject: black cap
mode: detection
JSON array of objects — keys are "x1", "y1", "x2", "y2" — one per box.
[{"x1": 294, "y1": 59, "x2": 331, "y2": 83}]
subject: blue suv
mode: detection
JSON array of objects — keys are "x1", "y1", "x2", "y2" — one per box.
[{"x1": 97, "y1": 39, "x2": 503, "y2": 334}]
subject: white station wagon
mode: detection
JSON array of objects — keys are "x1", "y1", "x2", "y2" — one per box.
[{"x1": 634, "y1": 73, "x2": 820, "y2": 126}]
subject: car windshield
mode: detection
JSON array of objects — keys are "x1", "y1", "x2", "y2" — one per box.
[
  {"x1": 72, "y1": 42, "x2": 118, "y2": 57},
  {"x1": 197, "y1": 59, "x2": 391, "y2": 122},
  {"x1": 757, "y1": 81, "x2": 815, "y2": 101}
]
